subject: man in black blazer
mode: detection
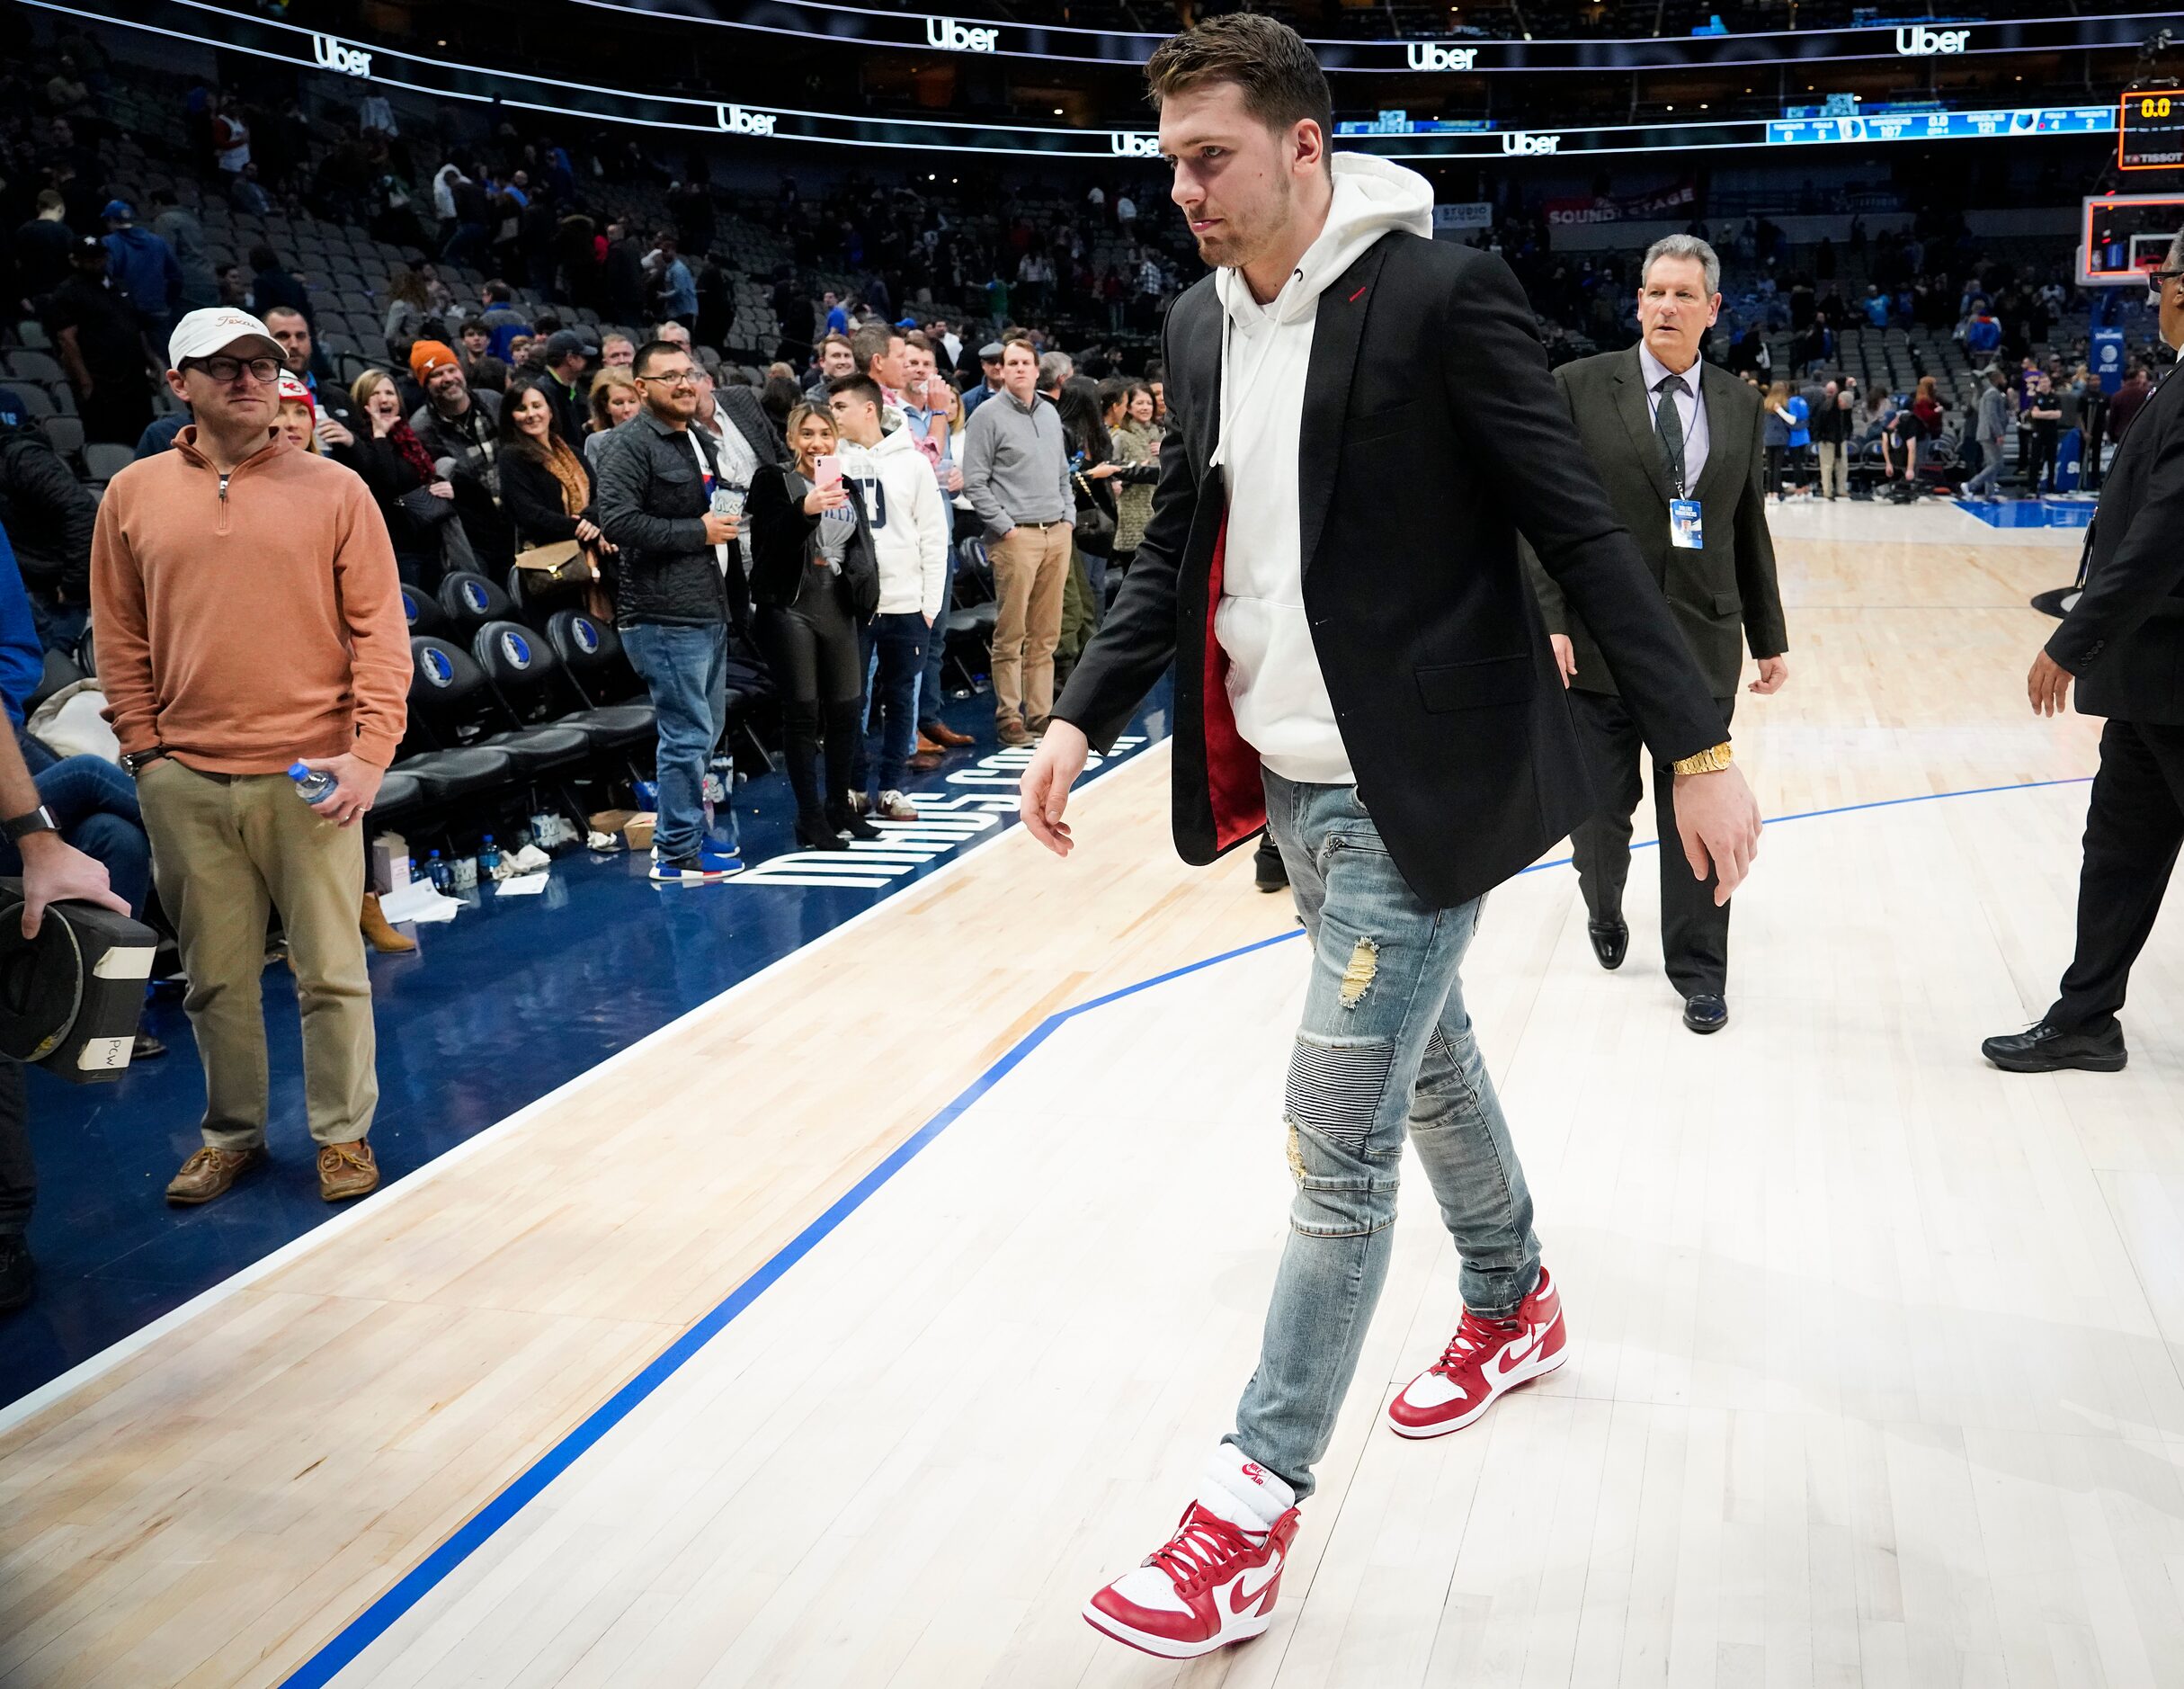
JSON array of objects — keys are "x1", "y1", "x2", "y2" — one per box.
[
  {"x1": 1015, "y1": 14, "x2": 1762, "y2": 1663},
  {"x1": 1527, "y1": 234, "x2": 1790, "y2": 1034},
  {"x1": 1985, "y1": 238, "x2": 2184, "y2": 1074}
]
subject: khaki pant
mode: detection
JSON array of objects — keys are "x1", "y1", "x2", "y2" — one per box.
[
  {"x1": 138, "y1": 759, "x2": 378, "y2": 1152},
  {"x1": 988, "y1": 523, "x2": 1073, "y2": 729},
  {"x1": 1815, "y1": 439, "x2": 1846, "y2": 498}
]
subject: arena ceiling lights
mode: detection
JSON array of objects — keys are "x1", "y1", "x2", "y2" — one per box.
[
  {"x1": 577, "y1": 0, "x2": 2178, "y2": 74},
  {"x1": 27, "y1": 0, "x2": 2126, "y2": 161}
]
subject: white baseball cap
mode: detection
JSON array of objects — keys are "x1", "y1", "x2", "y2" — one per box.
[{"x1": 167, "y1": 307, "x2": 285, "y2": 371}]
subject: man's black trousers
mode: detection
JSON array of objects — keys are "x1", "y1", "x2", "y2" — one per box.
[
  {"x1": 2051, "y1": 718, "x2": 2184, "y2": 1036},
  {"x1": 1568, "y1": 689, "x2": 1737, "y2": 998}
]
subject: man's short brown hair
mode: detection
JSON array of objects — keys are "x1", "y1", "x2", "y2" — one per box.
[{"x1": 1145, "y1": 13, "x2": 1332, "y2": 153}]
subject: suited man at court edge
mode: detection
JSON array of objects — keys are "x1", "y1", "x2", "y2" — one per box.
[
  {"x1": 1526, "y1": 234, "x2": 1789, "y2": 1035},
  {"x1": 1984, "y1": 231, "x2": 2184, "y2": 1075},
  {"x1": 1016, "y1": 13, "x2": 1762, "y2": 1661}
]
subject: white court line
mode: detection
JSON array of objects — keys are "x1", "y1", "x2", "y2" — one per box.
[{"x1": 0, "y1": 739, "x2": 1170, "y2": 1439}]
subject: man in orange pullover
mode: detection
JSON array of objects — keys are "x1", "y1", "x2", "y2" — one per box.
[{"x1": 91, "y1": 308, "x2": 410, "y2": 1206}]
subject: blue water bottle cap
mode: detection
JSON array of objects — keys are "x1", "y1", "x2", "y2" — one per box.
[
  {"x1": 482, "y1": 833, "x2": 495, "y2": 844},
  {"x1": 287, "y1": 762, "x2": 311, "y2": 782}
]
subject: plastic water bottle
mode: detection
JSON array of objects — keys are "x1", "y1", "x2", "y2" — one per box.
[
  {"x1": 424, "y1": 850, "x2": 450, "y2": 893},
  {"x1": 478, "y1": 834, "x2": 501, "y2": 878},
  {"x1": 288, "y1": 762, "x2": 338, "y2": 803}
]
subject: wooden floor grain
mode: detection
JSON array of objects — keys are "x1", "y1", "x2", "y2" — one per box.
[{"x1": 8, "y1": 501, "x2": 2176, "y2": 1689}]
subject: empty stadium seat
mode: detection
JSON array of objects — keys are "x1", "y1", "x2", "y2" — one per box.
[
  {"x1": 473, "y1": 619, "x2": 655, "y2": 761},
  {"x1": 83, "y1": 444, "x2": 136, "y2": 481},
  {"x1": 436, "y1": 569, "x2": 514, "y2": 639}
]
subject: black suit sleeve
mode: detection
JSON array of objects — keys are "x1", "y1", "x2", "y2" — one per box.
[
  {"x1": 1520, "y1": 365, "x2": 1575, "y2": 640},
  {"x1": 1054, "y1": 308, "x2": 1199, "y2": 751},
  {"x1": 2048, "y1": 403, "x2": 2184, "y2": 674},
  {"x1": 1734, "y1": 398, "x2": 1788, "y2": 661},
  {"x1": 1441, "y1": 255, "x2": 1725, "y2": 761}
]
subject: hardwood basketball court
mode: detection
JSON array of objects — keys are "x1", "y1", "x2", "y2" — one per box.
[{"x1": 6, "y1": 499, "x2": 2181, "y2": 1689}]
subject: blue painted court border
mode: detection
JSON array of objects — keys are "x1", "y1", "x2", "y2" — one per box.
[{"x1": 279, "y1": 770, "x2": 2095, "y2": 1686}]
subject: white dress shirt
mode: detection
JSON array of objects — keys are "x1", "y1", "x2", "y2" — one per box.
[{"x1": 1637, "y1": 341, "x2": 1711, "y2": 494}]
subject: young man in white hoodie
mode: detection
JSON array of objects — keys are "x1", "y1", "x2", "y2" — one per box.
[
  {"x1": 828, "y1": 373, "x2": 949, "y2": 819},
  {"x1": 1019, "y1": 13, "x2": 1762, "y2": 1661}
]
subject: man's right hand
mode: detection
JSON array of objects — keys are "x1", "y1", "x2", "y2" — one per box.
[
  {"x1": 1020, "y1": 720, "x2": 1090, "y2": 858},
  {"x1": 1549, "y1": 634, "x2": 1577, "y2": 688},
  {"x1": 701, "y1": 512, "x2": 738, "y2": 545},
  {"x1": 1671, "y1": 764, "x2": 1762, "y2": 906}
]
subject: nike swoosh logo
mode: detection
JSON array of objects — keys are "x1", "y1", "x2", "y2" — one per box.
[
  {"x1": 1490, "y1": 1328, "x2": 1547, "y2": 1381},
  {"x1": 1230, "y1": 1562, "x2": 1281, "y2": 1613}
]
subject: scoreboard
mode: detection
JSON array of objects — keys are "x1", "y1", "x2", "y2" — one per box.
[{"x1": 2120, "y1": 90, "x2": 2184, "y2": 172}]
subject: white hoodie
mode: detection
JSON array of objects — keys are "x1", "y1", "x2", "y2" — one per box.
[
  {"x1": 839, "y1": 421, "x2": 949, "y2": 621},
  {"x1": 1210, "y1": 154, "x2": 1434, "y2": 785}
]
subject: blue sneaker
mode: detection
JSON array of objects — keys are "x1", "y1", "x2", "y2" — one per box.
[{"x1": 648, "y1": 848, "x2": 742, "y2": 884}]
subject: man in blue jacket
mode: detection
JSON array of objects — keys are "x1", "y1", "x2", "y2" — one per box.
[{"x1": 102, "y1": 201, "x2": 182, "y2": 345}]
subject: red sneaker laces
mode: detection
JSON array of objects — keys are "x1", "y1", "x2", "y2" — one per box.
[
  {"x1": 1145, "y1": 1506, "x2": 1258, "y2": 1590},
  {"x1": 1432, "y1": 1309, "x2": 1521, "y2": 1376}
]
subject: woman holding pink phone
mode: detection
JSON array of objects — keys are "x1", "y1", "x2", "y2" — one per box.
[{"x1": 747, "y1": 403, "x2": 883, "y2": 849}]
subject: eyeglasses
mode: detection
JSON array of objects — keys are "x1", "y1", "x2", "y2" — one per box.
[
  {"x1": 640, "y1": 369, "x2": 697, "y2": 388},
  {"x1": 2148, "y1": 269, "x2": 2184, "y2": 304},
  {"x1": 185, "y1": 355, "x2": 283, "y2": 385}
]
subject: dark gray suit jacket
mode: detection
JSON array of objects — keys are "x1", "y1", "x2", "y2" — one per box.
[
  {"x1": 1527, "y1": 347, "x2": 1788, "y2": 699},
  {"x1": 2050, "y1": 360, "x2": 2184, "y2": 723}
]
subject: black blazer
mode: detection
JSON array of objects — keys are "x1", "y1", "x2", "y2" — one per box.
[
  {"x1": 1054, "y1": 232, "x2": 1728, "y2": 910},
  {"x1": 746, "y1": 462, "x2": 879, "y2": 619},
  {"x1": 500, "y1": 446, "x2": 598, "y2": 548},
  {"x1": 1526, "y1": 348, "x2": 1788, "y2": 700},
  {"x1": 2049, "y1": 362, "x2": 2184, "y2": 724}
]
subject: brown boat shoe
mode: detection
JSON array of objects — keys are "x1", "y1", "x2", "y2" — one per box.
[
  {"x1": 317, "y1": 1139, "x2": 381, "y2": 1202},
  {"x1": 165, "y1": 1144, "x2": 270, "y2": 1206}
]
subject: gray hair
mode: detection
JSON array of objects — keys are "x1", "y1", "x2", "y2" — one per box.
[
  {"x1": 2168, "y1": 227, "x2": 2184, "y2": 273},
  {"x1": 1037, "y1": 350, "x2": 1074, "y2": 389},
  {"x1": 1641, "y1": 234, "x2": 1721, "y2": 299}
]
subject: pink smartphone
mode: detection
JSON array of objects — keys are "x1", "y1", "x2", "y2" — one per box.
[{"x1": 815, "y1": 454, "x2": 842, "y2": 487}]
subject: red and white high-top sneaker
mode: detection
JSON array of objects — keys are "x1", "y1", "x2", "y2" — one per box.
[
  {"x1": 1083, "y1": 1448, "x2": 1301, "y2": 1659},
  {"x1": 1386, "y1": 1265, "x2": 1567, "y2": 1439}
]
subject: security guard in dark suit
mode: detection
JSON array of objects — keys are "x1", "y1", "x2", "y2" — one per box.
[
  {"x1": 1528, "y1": 236, "x2": 1789, "y2": 1034},
  {"x1": 1986, "y1": 237, "x2": 2184, "y2": 1074}
]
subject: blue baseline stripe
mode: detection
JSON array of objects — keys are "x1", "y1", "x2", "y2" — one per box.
[{"x1": 278, "y1": 770, "x2": 2090, "y2": 1685}]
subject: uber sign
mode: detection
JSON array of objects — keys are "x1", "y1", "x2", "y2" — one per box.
[
  {"x1": 312, "y1": 34, "x2": 373, "y2": 77},
  {"x1": 1405, "y1": 43, "x2": 1479, "y2": 71},
  {"x1": 1895, "y1": 25, "x2": 1970, "y2": 55},
  {"x1": 1110, "y1": 131, "x2": 1162, "y2": 157},
  {"x1": 1502, "y1": 131, "x2": 1562, "y2": 155},
  {"x1": 717, "y1": 103, "x2": 778, "y2": 136},
  {"x1": 925, "y1": 15, "x2": 999, "y2": 52}
]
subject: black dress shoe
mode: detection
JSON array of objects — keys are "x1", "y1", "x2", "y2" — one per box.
[
  {"x1": 1981, "y1": 1022, "x2": 2127, "y2": 1073},
  {"x1": 1588, "y1": 920, "x2": 1628, "y2": 970},
  {"x1": 0, "y1": 1233, "x2": 32, "y2": 1314},
  {"x1": 1682, "y1": 993, "x2": 1729, "y2": 1034}
]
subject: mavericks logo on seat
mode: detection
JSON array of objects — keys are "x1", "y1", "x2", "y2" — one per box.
[
  {"x1": 422, "y1": 648, "x2": 455, "y2": 687},
  {"x1": 499, "y1": 630, "x2": 531, "y2": 669},
  {"x1": 462, "y1": 580, "x2": 489, "y2": 613},
  {"x1": 572, "y1": 617, "x2": 601, "y2": 655}
]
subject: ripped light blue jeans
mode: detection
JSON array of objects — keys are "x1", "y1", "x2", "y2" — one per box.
[{"x1": 1228, "y1": 771, "x2": 1542, "y2": 1499}]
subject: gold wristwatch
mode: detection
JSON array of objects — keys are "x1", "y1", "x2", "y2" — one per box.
[{"x1": 1671, "y1": 742, "x2": 1734, "y2": 777}]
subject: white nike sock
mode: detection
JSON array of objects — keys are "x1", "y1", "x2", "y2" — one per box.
[{"x1": 1195, "y1": 1442, "x2": 1296, "y2": 1536}]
